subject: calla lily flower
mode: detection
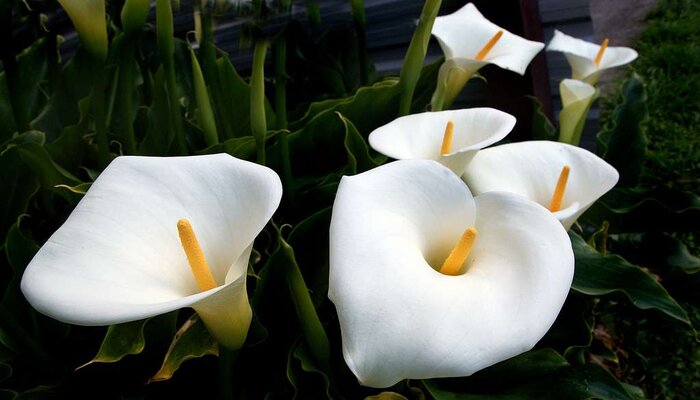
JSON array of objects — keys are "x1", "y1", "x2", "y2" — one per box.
[
  {"x1": 329, "y1": 159, "x2": 573, "y2": 388},
  {"x1": 21, "y1": 154, "x2": 282, "y2": 349},
  {"x1": 368, "y1": 108, "x2": 516, "y2": 176},
  {"x1": 462, "y1": 141, "x2": 619, "y2": 230},
  {"x1": 431, "y1": 2, "x2": 544, "y2": 110},
  {"x1": 546, "y1": 30, "x2": 638, "y2": 85},
  {"x1": 57, "y1": 0, "x2": 108, "y2": 60},
  {"x1": 558, "y1": 79, "x2": 598, "y2": 145}
]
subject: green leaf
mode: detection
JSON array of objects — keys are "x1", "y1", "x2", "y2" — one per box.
[
  {"x1": 570, "y1": 231, "x2": 691, "y2": 325},
  {"x1": 78, "y1": 319, "x2": 150, "y2": 369},
  {"x1": 149, "y1": 314, "x2": 218, "y2": 382},
  {"x1": 580, "y1": 186, "x2": 700, "y2": 233},
  {"x1": 0, "y1": 75, "x2": 16, "y2": 141},
  {"x1": 286, "y1": 340, "x2": 332, "y2": 400},
  {"x1": 596, "y1": 75, "x2": 648, "y2": 187},
  {"x1": 529, "y1": 96, "x2": 556, "y2": 141},
  {"x1": 0, "y1": 149, "x2": 39, "y2": 243},
  {"x1": 287, "y1": 208, "x2": 332, "y2": 307},
  {"x1": 139, "y1": 67, "x2": 175, "y2": 155},
  {"x1": 31, "y1": 48, "x2": 95, "y2": 141},
  {"x1": 10, "y1": 142, "x2": 82, "y2": 191},
  {"x1": 638, "y1": 233, "x2": 700, "y2": 274},
  {"x1": 422, "y1": 349, "x2": 634, "y2": 400},
  {"x1": 338, "y1": 112, "x2": 379, "y2": 174},
  {"x1": 278, "y1": 234, "x2": 330, "y2": 369},
  {"x1": 289, "y1": 79, "x2": 400, "y2": 137},
  {"x1": 213, "y1": 57, "x2": 276, "y2": 139}
]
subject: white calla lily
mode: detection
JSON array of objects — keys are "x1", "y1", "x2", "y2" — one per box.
[
  {"x1": 368, "y1": 108, "x2": 516, "y2": 176},
  {"x1": 431, "y1": 3, "x2": 544, "y2": 110},
  {"x1": 21, "y1": 154, "x2": 282, "y2": 349},
  {"x1": 546, "y1": 30, "x2": 638, "y2": 85},
  {"x1": 558, "y1": 79, "x2": 598, "y2": 145},
  {"x1": 329, "y1": 160, "x2": 573, "y2": 388},
  {"x1": 462, "y1": 141, "x2": 619, "y2": 229}
]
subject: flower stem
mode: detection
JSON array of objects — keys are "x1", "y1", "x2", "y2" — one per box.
[
  {"x1": 156, "y1": 0, "x2": 187, "y2": 154},
  {"x1": 281, "y1": 239, "x2": 331, "y2": 370},
  {"x1": 251, "y1": 39, "x2": 269, "y2": 165},
  {"x1": 93, "y1": 56, "x2": 110, "y2": 168},
  {"x1": 219, "y1": 347, "x2": 239, "y2": 400},
  {"x1": 273, "y1": 35, "x2": 288, "y2": 130},
  {"x1": 398, "y1": 0, "x2": 442, "y2": 116},
  {"x1": 118, "y1": 39, "x2": 137, "y2": 154}
]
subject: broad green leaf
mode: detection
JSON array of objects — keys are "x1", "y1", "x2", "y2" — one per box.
[
  {"x1": 570, "y1": 232, "x2": 690, "y2": 325},
  {"x1": 11, "y1": 38, "x2": 52, "y2": 133},
  {"x1": 149, "y1": 314, "x2": 218, "y2": 382},
  {"x1": 278, "y1": 235, "x2": 330, "y2": 369},
  {"x1": 213, "y1": 57, "x2": 276, "y2": 139},
  {"x1": 580, "y1": 186, "x2": 700, "y2": 233},
  {"x1": 289, "y1": 79, "x2": 400, "y2": 136},
  {"x1": 596, "y1": 75, "x2": 648, "y2": 187},
  {"x1": 10, "y1": 142, "x2": 82, "y2": 190},
  {"x1": 638, "y1": 233, "x2": 699, "y2": 274},
  {"x1": 337, "y1": 112, "x2": 380, "y2": 174},
  {"x1": 529, "y1": 96, "x2": 556, "y2": 141},
  {"x1": 31, "y1": 49, "x2": 94, "y2": 141},
  {"x1": 139, "y1": 67, "x2": 175, "y2": 155},
  {"x1": 398, "y1": 0, "x2": 441, "y2": 115},
  {"x1": 286, "y1": 340, "x2": 332, "y2": 400},
  {"x1": 0, "y1": 75, "x2": 16, "y2": 141},
  {"x1": 539, "y1": 294, "x2": 595, "y2": 360},
  {"x1": 0, "y1": 218, "x2": 56, "y2": 365},
  {"x1": 422, "y1": 349, "x2": 634, "y2": 400},
  {"x1": 46, "y1": 95, "x2": 92, "y2": 173},
  {"x1": 0, "y1": 150, "x2": 39, "y2": 243},
  {"x1": 78, "y1": 319, "x2": 150, "y2": 369},
  {"x1": 287, "y1": 208, "x2": 332, "y2": 306}
]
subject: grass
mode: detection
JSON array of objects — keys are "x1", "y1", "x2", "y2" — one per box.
[
  {"x1": 598, "y1": 1, "x2": 700, "y2": 398},
  {"x1": 633, "y1": 0, "x2": 700, "y2": 192}
]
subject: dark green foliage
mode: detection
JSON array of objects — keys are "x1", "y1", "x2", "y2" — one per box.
[{"x1": 0, "y1": 0, "x2": 694, "y2": 399}]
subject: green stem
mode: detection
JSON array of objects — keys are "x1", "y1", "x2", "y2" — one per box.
[
  {"x1": 398, "y1": 0, "x2": 442, "y2": 116},
  {"x1": 281, "y1": 239, "x2": 331, "y2": 370},
  {"x1": 251, "y1": 39, "x2": 269, "y2": 165},
  {"x1": 350, "y1": 0, "x2": 369, "y2": 85},
  {"x1": 118, "y1": 39, "x2": 137, "y2": 154},
  {"x1": 279, "y1": 131, "x2": 294, "y2": 203},
  {"x1": 219, "y1": 347, "x2": 238, "y2": 400},
  {"x1": 157, "y1": 0, "x2": 187, "y2": 154},
  {"x1": 273, "y1": 35, "x2": 288, "y2": 130},
  {"x1": 93, "y1": 56, "x2": 110, "y2": 168}
]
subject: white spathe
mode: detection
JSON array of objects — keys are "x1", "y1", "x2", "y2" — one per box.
[
  {"x1": 368, "y1": 108, "x2": 516, "y2": 176},
  {"x1": 462, "y1": 141, "x2": 619, "y2": 229},
  {"x1": 546, "y1": 30, "x2": 638, "y2": 85},
  {"x1": 329, "y1": 160, "x2": 573, "y2": 388},
  {"x1": 21, "y1": 154, "x2": 282, "y2": 349},
  {"x1": 431, "y1": 2, "x2": 544, "y2": 109},
  {"x1": 558, "y1": 79, "x2": 598, "y2": 145}
]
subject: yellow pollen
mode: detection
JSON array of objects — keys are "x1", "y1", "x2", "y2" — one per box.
[
  {"x1": 548, "y1": 165, "x2": 571, "y2": 212},
  {"x1": 177, "y1": 219, "x2": 217, "y2": 292},
  {"x1": 474, "y1": 30, "x2": 504, "y2": 61},
  {"x1": 440, "y1": 120, "x2": 455, "y2": 155},
  {"x1": 439, "y1": 227, "x2": 478, "y2": 276},
  {"x1": 594, "y1": 38, "x2": 609, "y2": 67}
]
